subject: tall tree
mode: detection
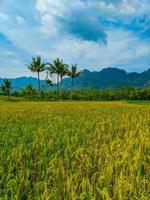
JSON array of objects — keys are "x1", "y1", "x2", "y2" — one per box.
[
  {"x1": 48, "y1": 58, "x2": 68, "y2": 99},
  {"x1": 67, "y1": 64, "x2": 82, "y2": 100},
  {"x1": 68, "y1": 64, "x2": 82, "y2": 88},
  {"x1": 27, "y1": 56, "x2": 47, "y2": 91},
  {"x1": 1, "y1": 79, "x2": 12, "y2": 96}
]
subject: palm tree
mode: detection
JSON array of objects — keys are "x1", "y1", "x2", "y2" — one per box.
[
  {"x1": 59, "y1": 63, "x2": 68, "y2": 100},
  {"x1": 67, "y1": 64, "x2": 82, "y2": 100},
  {"x1": 47, "y1": 58, "x2": 68, "y2": 99},
  {"x1": 1, "y1": 79, "x2": 12, "y2": 96},
  {"x1": 68, "y1": 64, "x2": 82, "y2": 88},
  {"x1": 27, "y1": 56, "x2": 47, "y2": 91}
]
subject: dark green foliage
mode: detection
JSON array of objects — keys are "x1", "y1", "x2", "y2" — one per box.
[
  {"x1": 61, "y1": 87, "x2": 150, "y2": 101},
  {"x1": 1, "y1": 85, "x2": 150, "y2": 101},
  {"x1": 1, "y1": 79, "x2": 12, "y2": 96},
  {"x1": 6, "y1": 87, "x2": 150, "y2": 101},
  {"x1": 22, "y1": 84, "x2": 37, "y2": 100}
]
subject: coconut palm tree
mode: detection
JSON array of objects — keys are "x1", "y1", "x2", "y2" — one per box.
[
  {"x1": 27, "y1": 56, "x2": 47, "y2": 91},
  {"x1": 1, "y1": 79, "x2": 12, "y2": 96},
  {"x1": 47, "y1": 58, "x2": 68, "y2": 99},
  {"x1": 59, "y1": 63, "x2": 68, "y2": 99},
  {"x1": 68, "y1": 64, "x2": 82, "y2": 88},
  {"x1": 67, "y1": 64, "x2": 82, "y2": 100}
]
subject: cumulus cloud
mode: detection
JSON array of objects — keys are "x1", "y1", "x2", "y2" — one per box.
[
  {"x1": 36, "y1": 0, "x2": 107, "y2": 43},
  {"x1": 0, "y1": 0, "x2": 149, "y2": 77},
  {"x1": 47, "y1": 28, "x2": 150, "y2": 72},
  {"x1": 93, "y1": 0, "x2": 150, "y2": 16},
  {"x1": 35, "y1": 0, "x2": 150, "y2": 69}
]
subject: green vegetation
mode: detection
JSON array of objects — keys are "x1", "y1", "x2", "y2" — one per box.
[
  {"x1": 1, "y1": 86, "x2": 150, "y2": 102},
  {"x1": 0, "y1": 95, "x2": 23, "y2": 102},
  {"x1": 67, "y1": 64, "x2": 82, "y2": 100},
  {"x1": 128, "y1": 100, "x2": 150, "y2": 105},
  {"x1": 0, "y1": 102, "x2": 150, "y2": 199},
  {"x1": 0, "y1": 56, "x2": 149, "y2": 199},
  {"x1": 0, "y1": 57, "x2": 150, "y2": 102},
  {"x1": 1, "y1": 79, "x2": 12, "y2": 96},
  {"x1": 47, "y1": 58, "x2": 68, "y2": 99},
  {"x1": 27, "y1": 56, "x2": 48, "y2": 91},
  {"x1": 67, "y1": 64, "x2": 82, "y2": 89}
]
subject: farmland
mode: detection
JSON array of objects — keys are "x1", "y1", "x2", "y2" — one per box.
[{"x1": 0, "y1": 102, "x2": 150, "y2": 199}]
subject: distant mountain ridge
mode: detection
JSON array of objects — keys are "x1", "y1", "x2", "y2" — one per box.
[
  {"x1": 0, "y1": 77, "x2": 46, "y2": 90},
  {"x1": 62, "y1": 67, "x2": 150, "y2": 89},
  {"x1": 0, "y1": 67, "x2": 150, "y2": 90}
]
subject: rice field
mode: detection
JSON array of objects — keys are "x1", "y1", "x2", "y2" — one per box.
[{"x1": 0, "y1": 102, "x2": 150, "y2": 200}]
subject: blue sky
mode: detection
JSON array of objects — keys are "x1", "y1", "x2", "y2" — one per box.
[{"x1": 0, "y1": 0, "x2": 150, "y2": 77}]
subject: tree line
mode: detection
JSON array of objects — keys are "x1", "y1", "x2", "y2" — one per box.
[
  {"x1": 27, "y1": 56, "x2": 83, "y2": 100},
  {"x1": 1, "y1": 84, "x2": 150, "y2": 101},
  {"x1": 1, "y1": 56, "x2": 82, "y2": 100},
  {"x1": 1, "y1": 56, "x2": 150, "y2": 101}
]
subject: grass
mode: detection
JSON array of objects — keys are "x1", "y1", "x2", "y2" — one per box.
[
  {"x1": 0, "y1": 95, "x2": 23, "y2": 102},
  {"x1": 127, "y1": 100, "x2": 150, "y2": 105},
  {"x1": 0, "y1": 102, "x2": 150, "y2": 199}
]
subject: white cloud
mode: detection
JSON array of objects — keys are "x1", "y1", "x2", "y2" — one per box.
[
  {"x1": 16, "y1": 16, "x2": 25, "y2": 25},
  {"x1": 0, "y1": 0, "x2": 150, "y2": 77},
  {"x1": 118, "y1": 0, "x2": 150, "y2": 16},
  {"x1": 95, "y1": 0, "x2": 150, "y2": 18},
  {"x1": 40, "y1": 28, "x2": 150, "y2": 72}
]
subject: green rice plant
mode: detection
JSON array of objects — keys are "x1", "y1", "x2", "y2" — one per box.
[{"x1": 0, "y1": 102, "x2": 150, "y2": 199}]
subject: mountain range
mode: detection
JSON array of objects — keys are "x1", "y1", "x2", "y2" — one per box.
[
  {"x1": 0, "y1": 67, "x2": 150, "y2": 90},
  {"x1": 62, "y1": 68, "x2": 150, "y2": 89},
  {"x1": 0, "y1": 76, "x2": 43, "y2": 90}
]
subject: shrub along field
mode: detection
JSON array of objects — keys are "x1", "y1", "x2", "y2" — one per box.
[{"x1": 0, "y1": 102, "x2": 150, "y2": 199}]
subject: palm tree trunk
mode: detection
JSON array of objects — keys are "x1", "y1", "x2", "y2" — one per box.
[
  {"x1": 57, "y1": 74, "x2": 59, "y2": 91},
  {"x1": 37, "y1": 71, "x2": 40, "y2": 92},
  {"x1": 57, "y1": 74, "x2": 60, "y2": 99},
  {"x1": 72, "y1": 78, "x2": 74, "y2": 89},
  {"x1": 60, "y1": 76, "x2": 62, "y2": 100},
  {"x1": 70, "y1": 78, "x2": 74, "y2": 100}
]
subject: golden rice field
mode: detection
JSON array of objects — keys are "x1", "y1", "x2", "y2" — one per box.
[{"x1": 0, "y1": 102, "x2": 150, "y2": 200}]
